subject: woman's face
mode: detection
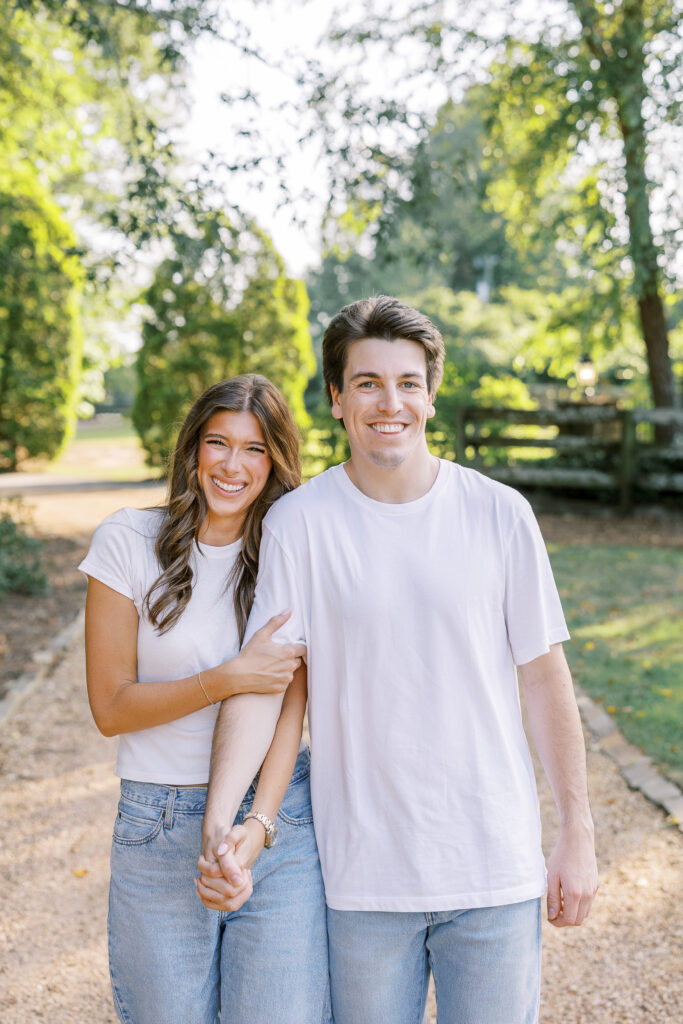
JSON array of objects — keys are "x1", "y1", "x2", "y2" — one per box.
[{"x1": 196, "y1": 409, "x2": 272, "y2": 545}]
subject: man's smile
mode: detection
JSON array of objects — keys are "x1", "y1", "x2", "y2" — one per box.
[{"x1": 370, "y1": 423, "x2": 406, "y2": 434}]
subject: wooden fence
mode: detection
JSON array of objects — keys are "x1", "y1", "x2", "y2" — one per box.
[{"x1": 454, "y1": 405, "x2": 683, "y2": 513}]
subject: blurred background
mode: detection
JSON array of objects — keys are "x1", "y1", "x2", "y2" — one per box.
[{"x1": 0, "y1": 4, "x2": 681, "y2": 1021}]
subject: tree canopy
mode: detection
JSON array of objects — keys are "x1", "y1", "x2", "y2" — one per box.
[
  {"x1": 132, "y1": 211, "x2": 315, "y2": 468},
  {"x1": 303, "y1": 0, "x2": 682, "y2": 412}
]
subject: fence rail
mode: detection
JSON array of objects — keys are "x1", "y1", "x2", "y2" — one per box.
[{"x1": 454, "y1": 405, "x2": 683, "y2": 512}]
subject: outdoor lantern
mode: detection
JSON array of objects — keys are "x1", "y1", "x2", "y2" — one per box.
[{"x1": 575, "y1": 354, "x2": 597, "y2": 393}]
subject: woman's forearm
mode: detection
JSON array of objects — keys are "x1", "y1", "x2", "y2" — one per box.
[
  {"x1": 85, "y1": 580, "x2": 301, "y2": 737},
  {"x1": 247, "y1": 666, "x2": 307, "y2": 822}
]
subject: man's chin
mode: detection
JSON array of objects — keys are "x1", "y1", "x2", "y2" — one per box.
[{"x1": 364, "y1": 449, "x2": 407, "y2": 470}]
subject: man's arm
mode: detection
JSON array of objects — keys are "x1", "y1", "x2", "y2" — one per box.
[
  {"x1": 201, "y1": 689, "x2": 285, "y2": 861},
  {"x1": 518, "y1": 643, "x2": 599, "y2": 928},
  {"x1": 197, "y1": 666, "x2": 307, "y2": 910}
]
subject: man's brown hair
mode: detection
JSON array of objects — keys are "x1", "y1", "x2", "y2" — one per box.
[{"x1": 322, "y1": 295, "x2": 445, "y2": 403}]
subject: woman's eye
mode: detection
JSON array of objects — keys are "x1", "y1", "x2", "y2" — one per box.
[{"x1": 247, "y1": 447, "x2": 267, "y2": 454}]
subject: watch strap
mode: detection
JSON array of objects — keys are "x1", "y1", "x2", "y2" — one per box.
[{"x1": 244, "y1": 810, "x2": 278, "y2": 848}]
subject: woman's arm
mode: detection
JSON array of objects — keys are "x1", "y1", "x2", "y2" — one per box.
[
  {"x1": 84, "y1": 577, "x2": 304, "y2": 737},
  {"x1": 196, "y1": 666, "x2": 308, "y2": 912}
]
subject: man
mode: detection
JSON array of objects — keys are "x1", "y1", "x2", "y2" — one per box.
[{"x1": 200, "y1": 296, "x2": 598, "y2": 1022}]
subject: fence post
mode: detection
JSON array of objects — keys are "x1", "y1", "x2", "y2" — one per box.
[{"x1": 618, "y1": 409, "x2": 635, "y2": 514}]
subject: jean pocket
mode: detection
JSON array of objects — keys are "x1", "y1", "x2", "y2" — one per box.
[
  {"x1": 112, "y1": 799, "x2": 164, "y2": 846},
  {"x1": 277, "y1": 771, "x2": 314, "y2": 826}
]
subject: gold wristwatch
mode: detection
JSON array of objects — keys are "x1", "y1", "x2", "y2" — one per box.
[{"x1": 243, "y1": 811, "x2": 279, "y2": 848}]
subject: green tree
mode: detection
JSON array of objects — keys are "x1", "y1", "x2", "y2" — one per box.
[
  {"x1": 484, "y1": 0, "x2": 680, "y2": 414},
  {"x1": 305, "y1": 0, "x2": 681, "y2": 412},
  {"x1": 0, "y1": 168, "x2": 83, "y2": 470},
  {"x1": 0, "y1": 1, "x2": 240, "y2": 463},
  {"x1": 132, "y1": 212, "x2": 315, "y2": 468}
]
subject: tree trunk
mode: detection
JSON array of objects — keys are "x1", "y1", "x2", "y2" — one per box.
[{"x1": 610, "y1": 6, "x2": 679, "y2": 438}]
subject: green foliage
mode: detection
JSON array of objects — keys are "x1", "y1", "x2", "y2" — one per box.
[
  {"x1": 132, "y1": 212, "x2": 315, "y2": 468},
  {"x1": 306, "y1": 0, "x2": 681, "y2": 409},
  {"x1": 0, "y1": 1, "x2": 227, "y2": 465},
  {"x1": 551, "y1": 543, "x2": 683, "y2": 788},
  {"x1": 0, "y1": 167, "x2": 84, "y2": 469},
  {"x1": 0, "y1": 499, "x2": 48, "y2": 599}
]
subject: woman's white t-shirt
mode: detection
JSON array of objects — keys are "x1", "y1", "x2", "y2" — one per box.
[{"x1": 79, "y1": 507, "x2": 241, "y2": 784}]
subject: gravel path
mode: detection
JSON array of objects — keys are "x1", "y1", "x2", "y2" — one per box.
[{"x1": 0, "y1": 634, "x2": 681, "y2": 1023}]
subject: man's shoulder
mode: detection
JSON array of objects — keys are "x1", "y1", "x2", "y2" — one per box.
[
  {"x1": 444, "y1": 460, "x2": 531, "y2": 521},
  {"x1": 265, "y1": 466, "x2": 343, "y2": 529}
]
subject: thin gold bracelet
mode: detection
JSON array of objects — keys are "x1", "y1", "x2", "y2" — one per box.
[{"x1": 197, "y1": 670, "x2": 215, "y2": 706}]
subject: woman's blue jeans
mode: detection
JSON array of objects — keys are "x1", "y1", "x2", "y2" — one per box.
[{"x1": 108, "y1": 748, "x2": 331, "y2": 1024}]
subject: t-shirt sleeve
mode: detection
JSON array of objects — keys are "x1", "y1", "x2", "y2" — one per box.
[
  {"x1": 504, "y1": 503, "x2": 569, "y2": 666},
  {"x1": 243, "y1": 523, "x2": 307, "y2": 650},
  {"x1": 78, "y1": 514, "x2": 137, "y2": 601}
]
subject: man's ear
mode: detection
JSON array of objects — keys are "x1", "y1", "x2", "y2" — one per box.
[
  {"x1": 427, "y1": 398, "x2": 436, "y2": 419},
  {"x1": 330, "y1": 384, "x2": 344, "y2": 421}
]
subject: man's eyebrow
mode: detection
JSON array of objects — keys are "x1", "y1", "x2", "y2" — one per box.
[{"x1": 348, "y1": 371, "x2": 426, "y2": 381}]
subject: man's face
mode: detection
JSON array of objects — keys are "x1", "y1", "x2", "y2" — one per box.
[{"x1": 329, "y1": 337, "x2": 435, "y2": 470}]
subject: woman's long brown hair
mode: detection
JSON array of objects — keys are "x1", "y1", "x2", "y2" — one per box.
[{"x1": 144, "y1": 375, "x2": 301, "y2": 642}]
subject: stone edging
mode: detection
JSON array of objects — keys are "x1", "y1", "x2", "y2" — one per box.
[
  {"x1": 0, "y1": 608, "x2": 85, "y2": 726},
  {"x1": 575, "y1": 682, "x2": 683, "y2": 833}
]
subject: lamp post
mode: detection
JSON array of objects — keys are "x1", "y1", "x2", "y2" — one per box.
[{"x1": 575, "y1": 353, "x2": 597, "y2": 398}]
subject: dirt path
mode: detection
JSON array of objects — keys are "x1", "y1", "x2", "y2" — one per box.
[{"x1": 0, "y1": 489, "x2": 681, "y2": 1022}]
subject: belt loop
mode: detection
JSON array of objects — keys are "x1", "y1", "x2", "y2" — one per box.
[{"x1": 164, "y1": 787, "x2": 176, "y2": 830}]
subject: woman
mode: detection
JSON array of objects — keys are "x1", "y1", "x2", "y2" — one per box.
[{"x1": 80, "y1": 375, "x2": 330, "y2": 1024}]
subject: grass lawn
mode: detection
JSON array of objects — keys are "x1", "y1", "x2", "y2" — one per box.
[
  {"x1": 23, "y1": 416, "x2": 163, "y2": 482},
  {"x1": 549, "y1": 544, "x2": 683, "y2": 789}
]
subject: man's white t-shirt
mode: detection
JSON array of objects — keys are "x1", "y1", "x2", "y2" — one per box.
[
  {"x1": 79, "y1": 507, "x2": 241, "y2": 785},
  {"x1": 245, "y1": 460, "x2": 569, "y2": 912}
]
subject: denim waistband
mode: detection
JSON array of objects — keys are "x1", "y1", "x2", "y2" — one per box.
[{"x1": 119, "y1": 744, "x2": 310, "y2": 811}]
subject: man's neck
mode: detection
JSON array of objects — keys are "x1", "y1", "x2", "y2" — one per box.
[{"x1": 342, "y1": 448, "x2": 440, "y2": 504}]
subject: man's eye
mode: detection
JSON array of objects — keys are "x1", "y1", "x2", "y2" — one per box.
[
  {"x1": 358, "y1": 381, "x2": 376, "y2": 389},
  {"x1": 402, "y1": 381, "x2": 418, "y2": 389}
]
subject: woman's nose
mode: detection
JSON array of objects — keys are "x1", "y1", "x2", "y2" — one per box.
[{"x1": 221, "y1": 448, "x2": 242, "y2": 472}]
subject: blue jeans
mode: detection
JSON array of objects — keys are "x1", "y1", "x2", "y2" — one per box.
[
  {"x1": 108, "y1": 748, "x2": 331, "y2": 1024},
  {"x1": 327, "y1": 898, "x2": 542, "y2": 1024}
]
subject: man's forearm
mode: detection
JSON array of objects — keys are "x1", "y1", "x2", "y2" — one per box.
[
  {"x1": 203, "y1": 692, "x2": 285, "y2": 851},
  {"x1": 519, "y1": 644, "x2": 593, "y2": 826}
]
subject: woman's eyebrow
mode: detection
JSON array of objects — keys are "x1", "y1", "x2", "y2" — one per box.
[{"x1": 203, "y1": 432, "x2": 265, "y2": 445}]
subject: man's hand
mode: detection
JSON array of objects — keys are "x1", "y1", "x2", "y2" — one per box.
[
  {"x1": 196, "y1": 820, "x2": 266, "y2": 912},
  {"x1": 546, "y1": 820, "x2": 599, "y2": 927}
]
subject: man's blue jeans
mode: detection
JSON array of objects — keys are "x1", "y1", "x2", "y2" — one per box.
[
  {"x1": 328, "y1": 898, "x2": 542, "y2": 1024},
  {"x1": 108, "y1": 748, "x2": 330, "y2": 1024}
]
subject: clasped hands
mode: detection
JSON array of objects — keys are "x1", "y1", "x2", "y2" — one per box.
[{"x1": 196, "y1": 818, "x2": 266, "y2": 912}]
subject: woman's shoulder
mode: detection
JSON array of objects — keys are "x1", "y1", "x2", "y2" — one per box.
[{"x1": 92, "y1": 506, "x2": 166, "y2": 550}]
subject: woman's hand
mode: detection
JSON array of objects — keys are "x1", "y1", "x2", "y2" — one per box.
[
  {"x1": 220, "y1": 611, "x2": 306, "y2": 697},
  {"x1": 196, "y1": 820, "x2": 266, "y2": 912}
]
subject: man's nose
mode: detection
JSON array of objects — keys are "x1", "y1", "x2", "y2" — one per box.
[{"x1": 377, "y1": 384, "x2": 402, "y2": 414}]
